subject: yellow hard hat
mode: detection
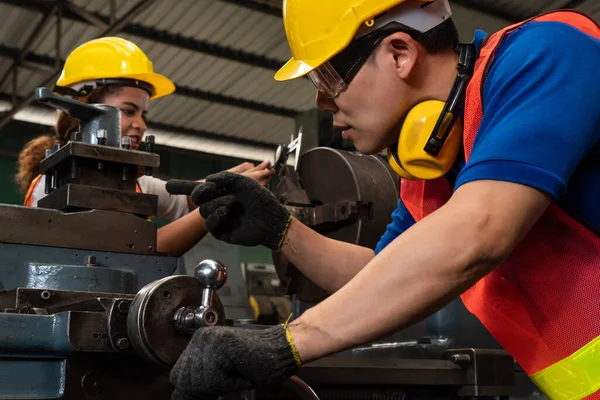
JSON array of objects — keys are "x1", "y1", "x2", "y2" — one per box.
[
  {"x1": 275, "y1": 0, "x2": 451, "y2": 82},
  {"x1": 55, "y1": 37, "x2": 175, "y2": 100}
]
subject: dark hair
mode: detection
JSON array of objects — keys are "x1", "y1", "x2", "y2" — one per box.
[
  {"x1": 419, "y1": 18, "x2": 459, "y2": 53},
  {"x1": 15, "y1": 85, "x2": 122, "y2": 193},
  {"x1": 368, "y1": 18, "x2": 458, "y2": 64}
]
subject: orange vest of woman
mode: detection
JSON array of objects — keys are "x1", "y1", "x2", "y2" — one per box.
[
  {"x1": 401, "y1": 11, "x2": 600, "y2": 400},
  {"x1": 24, "y1": 175, "x2": 142, "y2": 207}
]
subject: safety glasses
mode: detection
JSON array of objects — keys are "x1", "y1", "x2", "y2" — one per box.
[{"x1": 308, "y1": 26, "x2": 423, "y2": 98}]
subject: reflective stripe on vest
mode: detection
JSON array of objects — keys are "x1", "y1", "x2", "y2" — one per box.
[
  {"x1": 400, "y1": 11, "x2": 600, "y2": 400},
  {"x1": 24, "y1": 174, "x2": 143, "y2": 207}
]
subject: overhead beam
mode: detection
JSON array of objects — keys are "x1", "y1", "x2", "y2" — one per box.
[
  {"x1": 0, "y1": 0, "x2": 284, "y2": 71},
  {"x1": 0, "y1": 92, "x2": 276, "y2": 149},
  {"x1": 0, "y1": 44, "x2": 298, "y2": 118},
  {"x1": 0, "y1": 0, "x2": 159, "y2": 131},
  {"x1": 64, "y1": 1, "x2": 108, "y2": 30},
  {"x1": 220, "y1": 0, "x2": 282, "y2": 17},
  {"x1": 222, "y1": 0, "x2": 526, "y2": 24},
  {"x1": 561, "y1": 0, "x2": 588, "y2": 9},
  {"x1": 0, "y1": 4, "x2": 56, "y2": 93}
]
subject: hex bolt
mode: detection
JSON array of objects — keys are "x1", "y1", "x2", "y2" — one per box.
[
  {"x1": 116, "y1": 300, "x2": 129, "y2": 315},
  {"x1": 145, "y1": 135, "x2": 155, "y2": 152},
  {"x1": 40, "y1": 290, "x2": 51, "y2": 301},
  {"x1": 451, "y1": 354, "x2": 472, "y2": 365},
  {"x1": 85, "y1": 255, "x2": 97, "y2": 266},
  {"x1": 121, "y1": 136, "x2": 131, "y2": 150},
  {"x1": 116, "y1": 337, "x2": 130, "y2": 350},
  {"x1": 96, "y1": 129, "x2": 107, "y2": 145}
]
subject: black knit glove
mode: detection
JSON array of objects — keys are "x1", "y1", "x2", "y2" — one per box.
[
  {"x1": 169, "y1": 325, "x2": 301, "y2": 400},
  {"x1": 166, "y1": 172, "x2": 291, "y2": 250}
]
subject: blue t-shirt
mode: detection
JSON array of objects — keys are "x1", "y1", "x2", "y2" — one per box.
[{"x1": 375, "y1": 20, "x2": 600, "y2": 254}]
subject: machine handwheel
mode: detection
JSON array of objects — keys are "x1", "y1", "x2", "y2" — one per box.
[{"x1": 127, "y1": 275, "x2": 225, "y2": 367}]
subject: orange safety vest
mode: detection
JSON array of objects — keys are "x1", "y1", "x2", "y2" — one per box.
[
  {"x1": 401, "y1": 11, "x2": 600, "y2": 400},
  {"x1": 24, "y1": 174, "x2": 143, "y2": 207}
]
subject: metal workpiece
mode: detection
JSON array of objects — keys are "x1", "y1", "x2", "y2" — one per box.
[
  {"x1": 0, "y1": 205, "x2": 158, "y2": 256},
  {"x1": 127, "y1": 265, "x2": 227, "y2": 367},
  {"x1": 272, "y1": 147, "x2": 399, "y2": 302},
  {"x1": 37, "y1": 183, "x2": 159, "y2": 217},
  {"x1": 35, "y1": 87, "x2": 122, "y2": 148}
]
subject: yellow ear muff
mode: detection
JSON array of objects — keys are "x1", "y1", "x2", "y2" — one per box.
[{"x1": 387, "y1": 100, "x2": 462, "y2": 181}]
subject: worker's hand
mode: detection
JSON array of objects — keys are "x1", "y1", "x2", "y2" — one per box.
[
  {"x1": 170, "y1": 171, "x2": 291, "y2": 249},
  {"x1": 226, "y1": 161, "x2": 255, "y2": 175},
  {"x1": 239, "y1": 160, "x2": 275, "y2": 187},
  {"x1": 169, "y1": 325, "x2": 300, "y2": 400}
]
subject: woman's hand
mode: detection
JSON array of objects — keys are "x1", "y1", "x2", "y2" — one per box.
[
  {"x1": 227, "y1": 160, "x2": 274, "y2": 187},
  {"x1": 240, "y1": 160, "x2": 275, "y2": 187}
]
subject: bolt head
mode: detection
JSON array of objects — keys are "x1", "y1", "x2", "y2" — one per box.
[
  {"x1": 194, "y1": 259, "x2": 227, "y2": 289},
  {"x1": 116, "y1": 337, "x2": 130, "y2": 350},
  {"x1": 116, "y1": 300, "x2": 129, "y2": 314}
]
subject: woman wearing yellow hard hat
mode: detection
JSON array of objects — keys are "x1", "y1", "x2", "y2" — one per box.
[{"x1": 16, "y1": 36, "x2": 274, "y2": 257}]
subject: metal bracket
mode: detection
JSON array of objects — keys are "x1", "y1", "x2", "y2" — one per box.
[
  {"x1": 274, "y1": 127, "x2": 303, "y2": 173},
  {"x1": 286, "y1": 201, "x2": 361, "y2": 227}
]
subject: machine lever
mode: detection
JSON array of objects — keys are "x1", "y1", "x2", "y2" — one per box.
[
  {"x1": 35, "y1": 87, "x2": 122, "y2": 147},
  {"x1": 36, "y1": 87, "x2": 106, "y2": 122},
  {"x1": 173, "y1": 259, "x2": 228, "y2": 333}
]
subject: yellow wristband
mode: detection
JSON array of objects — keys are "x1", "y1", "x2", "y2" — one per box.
[
  {"x1": 282, "y1": 314, "x2": 302, "y2": 367},
  {"x1": 276, "y1": 214, "x2": 293, "y2": 252}
]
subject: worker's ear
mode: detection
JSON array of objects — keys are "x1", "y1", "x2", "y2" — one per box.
[{"x1": 381, "y1": 31, "x2": 420, "y2": 81}]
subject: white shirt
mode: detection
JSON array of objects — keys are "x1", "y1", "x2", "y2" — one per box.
[{"x1": 30, "y1": 175, "x2": 190, "y2": 220}]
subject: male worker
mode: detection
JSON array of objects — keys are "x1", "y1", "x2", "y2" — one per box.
[{"x1": 168, "y1": 1, "x2": 600, "y2": 399}]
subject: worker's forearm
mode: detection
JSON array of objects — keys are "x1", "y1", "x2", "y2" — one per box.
[
  {"x1": 157, "y1": 211, "x2": 208, "y2": 257},
  {"x1": 280, "y1": 218, "x2": 375, "y2": 293},
  {"x1": 288, "y1": 181, "x2": 551, "y2": 363},
  {"x1": 289, "y1": 207, "x2": 497, "y2": 362}
]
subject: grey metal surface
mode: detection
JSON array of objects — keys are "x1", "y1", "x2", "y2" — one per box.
[
  {"x1": 0, "y1": 354, "x2": 173, "y2": 399},
  {"x1": 0, "y1": 206, "x2": 159, "y2": 256},
  {"x1": 0, "y1": 358, "x2": 67, "y2": 399},
  {"x1": 297, "y1": 349, "x2": 514, "y2": 393},
  {"x1": 25, "y1": 263, "x2": 135, "y2": 293},
  {"x1": 38, "y1": 184, "x2": 159, "y2": 217},
  {"x1": 0, "y1": 312, "x2": 73, "y2": 354},
  {"x1": 0, "y1": 241, "x2": 177, "y2": 293}
]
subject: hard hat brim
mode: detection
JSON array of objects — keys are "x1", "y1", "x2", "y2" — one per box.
[
  {"x1": 128, "y1": 72, "x2": 176, "y2": 100},
  {"x1": 274, "y1": 58, "x2": 317, "y2": 81}
]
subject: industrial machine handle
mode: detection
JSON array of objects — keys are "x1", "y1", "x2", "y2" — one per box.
[
  {"x1": 35, "y1": 87, "x2": 107, "y2": 122},
  {"x1": 35, "y1": 87, "x2": 122, "y2": 147},
  {"x1": 173, "y1": 259, "x2": 228, "y2": 333}
]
